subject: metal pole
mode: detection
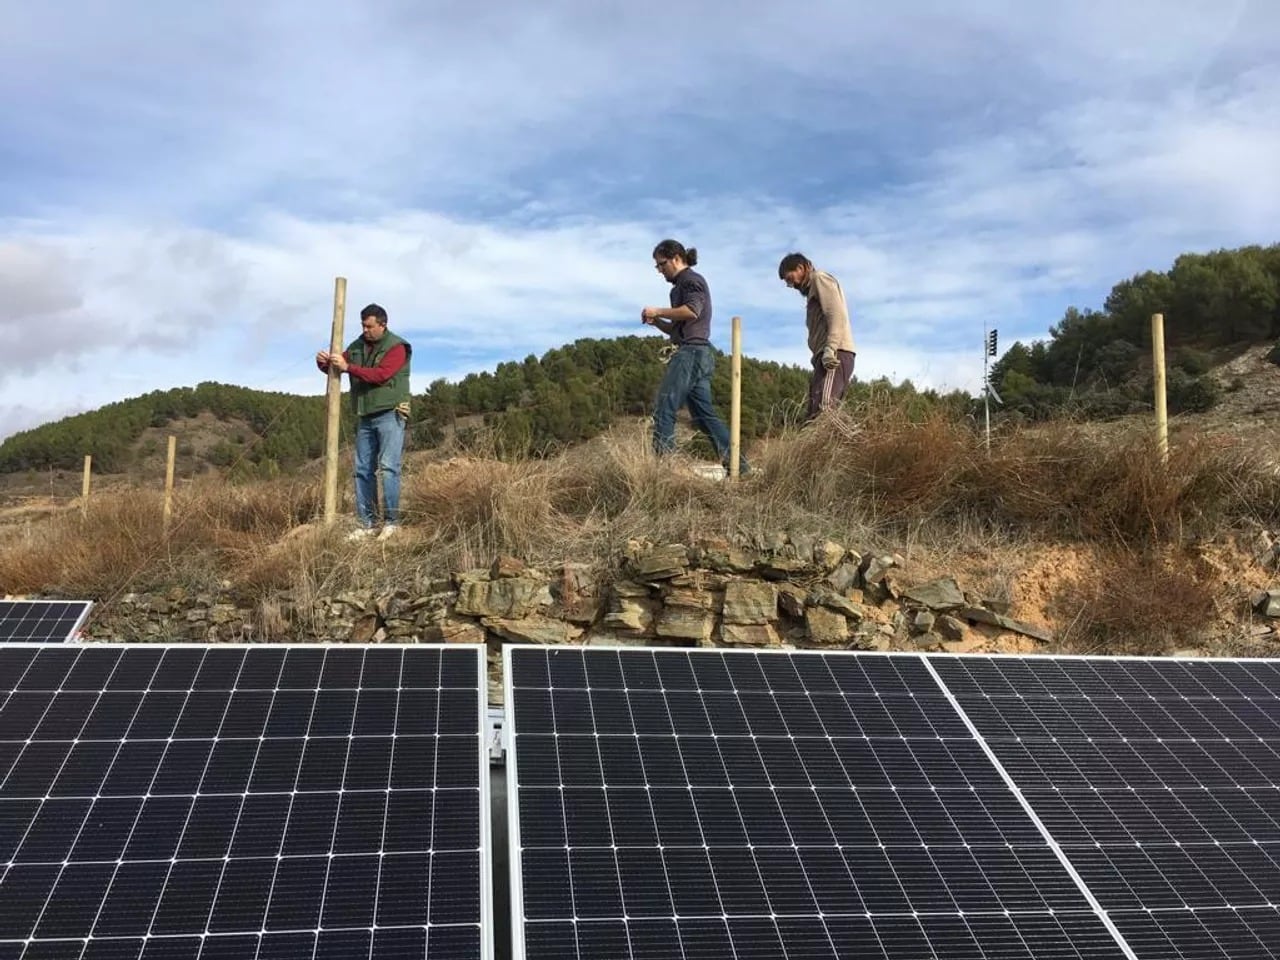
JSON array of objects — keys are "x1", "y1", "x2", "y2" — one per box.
[
  {"x1": 983, "y1": 325, "x2": 991, "y2": 452},
  {"x1": 163, "y1": 435, "x2": 177, "y2": 529},
  {"x1": 1151, "y1": 313, "x2": 1168, "y2": 463},
  {"x1": 324, "y1": 277, "x2": 347, "y2": 524},
  {"x1": 729, "y1": 316, "x2": 742, "y2": 480}
]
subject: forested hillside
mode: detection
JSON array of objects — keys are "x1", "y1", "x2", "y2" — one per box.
[
  {"x1": 991, "y1": 243, "x2": 1280, "y2": 419},
  {"x1": 410, "y1": 336, "x2": 818, "y2": 454},
  {"x1": 6, "y1": 241, "x2": 1278, "y2": 476},
  {"x1": 0, "y1": 337, "x2": 825, "y2": 474},
  {"x1": 0, "y1": 383, "x2": 328, "y2": 475}
]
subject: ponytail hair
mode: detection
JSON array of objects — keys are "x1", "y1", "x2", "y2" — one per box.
[{"x1": 653, "y1": 239, "x2": 698, "y2": 267}]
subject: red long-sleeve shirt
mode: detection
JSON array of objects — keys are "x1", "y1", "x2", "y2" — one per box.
[{"x1": 317, "y1": 343, "x2": 407, "y2": 385}]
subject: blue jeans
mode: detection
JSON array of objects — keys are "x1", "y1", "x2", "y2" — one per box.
[
  {"x1": 354, "y1": 408, "x2": 404, "y2": 527},
  {"x1": 653, "y1": 345, "x2": 749, "y2": 473}
]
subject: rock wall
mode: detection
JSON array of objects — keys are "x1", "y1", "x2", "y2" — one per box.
[{"x1": 80, "y1": 535, "x2": 1104, "y2": 702}]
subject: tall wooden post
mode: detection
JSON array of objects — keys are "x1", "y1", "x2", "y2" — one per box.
[
  {"x1": 81, "y1": 455, "x2": 91, "y2": 520},
  {"x1": 1151, "y1": 313, "x2": 1168, "y2": 464},
  {"x1": 163, "y1": 435, "x2": 177, "y2": 529},
  {"x1": 324, "y1": 277, "x2": 347, "y2": 525},
  {"x1": 729, "y1": 316, "x2": 742, "y2": 480}
]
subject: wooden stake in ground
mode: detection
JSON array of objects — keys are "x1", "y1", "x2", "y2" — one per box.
[
  {"x1": 81, "y1": 455, "x2": 91, "y2": 520},
  {"x1": 163, "y1": 435, "x2": 176, "y2": 529},
  {"x1": 324, "y1": 277, "x2": 347, "y2": 525},
  {"x1": 729, "y1": 315, "x2": 742, "y2": 480},
  {"x1": 1151, "y1": 312, "x2": 1168, "y2": 463}
]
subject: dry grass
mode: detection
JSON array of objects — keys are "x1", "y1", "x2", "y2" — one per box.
[
  {"x1": 3, "y1": 400, "x2": 1277, "y2": 650},
  {"x1": 1049, "y1": 546, "x2": 1219, "y2": 656},
  {"x1": 761, "y1": 398, "x2": 1280, "y2": 546},
  {"x1": 0, "y1": 477, "x2": 325, "y2": 600}
]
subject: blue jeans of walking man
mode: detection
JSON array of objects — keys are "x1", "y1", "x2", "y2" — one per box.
[
  {"x1": 354, "y1": 408, "x2": 404, "y2": 528},
  {"x1": 653, "y1": 345, "x2": 749, "y2": 474}
]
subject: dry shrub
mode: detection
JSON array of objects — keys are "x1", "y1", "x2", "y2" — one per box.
[
  {"x1": 233, "y1": 526, "x2": 350, "y2": 609},
  {"x1": 397, "y1": 420, "x2": 757, "y2": 571},
  {"x1": 1049, "y1": 547, "x2": 1218, "y2": 655},
  {"x1": 984, "y1": 424, "x2": 1269, "y2": 544},
  {"x1": 0, "y1": 491, "x2": 213, "y2": 596},
  {"x1": 402, "y1": 457, "x2": 566, "y2": 561},
  {"x1": 551, "y1": 429, "x2": 732, "y2": 527},
  {"x1": 5, "y1": 394, "x2": 1280, "y2": 614},
  {"x1": 759, "y1": 404, "x2": 1280, "y2": 547},
  {"x1": 189, "y1": 477, "x2": 323, "y2": 537},
  {"x1": 761, "y1": 403, "x2": 972, "y2": 524}
]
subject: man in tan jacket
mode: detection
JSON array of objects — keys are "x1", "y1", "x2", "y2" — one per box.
[{"x1": 778, "y1": 253, "x2": 857, "y2": 420}]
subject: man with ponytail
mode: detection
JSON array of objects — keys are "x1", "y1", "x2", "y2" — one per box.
[{"x1": 641, "y1": 239, "x2": 749, "y2": 476}]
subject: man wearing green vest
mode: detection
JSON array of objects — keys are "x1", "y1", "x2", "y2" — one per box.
[{"x1": 315, "y1": 303, "x2": 412, "y2": 540}]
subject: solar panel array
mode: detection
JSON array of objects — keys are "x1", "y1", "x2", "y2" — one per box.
[
  {"x1": 935, "y1": 655, "x2": 1280, "y2": 960},
  {"x1": 0, "y1": 601, "x2": 93, "y2": 644},
  {"x1": 505, "y1": 647, "x2": 1131, "y2": 960},
  {"x1": 7, "y1": 637, "x2": 1280, "y2": 960},
  {"x1": 0, "y1": 643, "x2": 491, "y2": 960}
]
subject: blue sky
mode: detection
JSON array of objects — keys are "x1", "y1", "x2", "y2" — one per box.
[{"x1": 2, "y1": 0, "x2": 1278, "y2": 440}]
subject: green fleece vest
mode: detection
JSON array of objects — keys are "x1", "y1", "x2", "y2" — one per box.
[{"x1": 346, "y1": 330, "x2": 412, "y2": 417}]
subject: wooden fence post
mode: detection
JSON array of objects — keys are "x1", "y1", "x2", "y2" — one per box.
[
  {"x1": 729, "y1": 316, "x2": 742, "y2": 480},
  {"x1": 163, "y1": 435, "x2": 177, "y2": 529},
  {"x1": 1151, "y1": 313, "x2": 1168, "y2": 464},
  {"x1": 324, "y1": 277, "x2": 347, "y2": 524},
  {"x1": 81, "y1": 455, "x2": 91, "y2": 519}
]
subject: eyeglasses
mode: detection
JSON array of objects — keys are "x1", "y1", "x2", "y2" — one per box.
[{"x1": 654, "y1": 259, "x2": 671, "y2": 269}]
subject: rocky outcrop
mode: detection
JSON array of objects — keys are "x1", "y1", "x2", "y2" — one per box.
[
  {"x1": 68, "y1": 532, "x2": 1160, "y2": 701},
  {"x1": 1251, "y1": 587, "x2": 1280, "y2": 619}
]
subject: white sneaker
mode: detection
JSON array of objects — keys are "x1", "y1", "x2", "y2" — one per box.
[
  {"x1": 345, "y1": 527, "x2": 375, "y2": 542},
  {"x1": 377, "y1": 524, "x2": 400, "y2": 541}
]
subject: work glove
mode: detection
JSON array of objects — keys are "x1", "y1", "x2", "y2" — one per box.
[
  {"x1": 395, "y1": 401, "x2": 411, "y2": 421},
  {"x1": 821, "y1": 346, "x2": 839, "y2": 370}
]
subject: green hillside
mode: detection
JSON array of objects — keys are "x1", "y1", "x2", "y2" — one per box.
[
  {"x1": 7, "y1": 240, "x2": 1278, "y2": 478},
  {"x1": 410, "y1": 336, "x2": 819, "y2": 455},
  {"x1": 991, "y1": 243, "x2": 1280, "y2": 420},
  {"x1": 0, "y1": 382, "x2": 329, "y2": 476},
  {"x1": 0, "y1": 336, "x2": 825, "y2": 475}
]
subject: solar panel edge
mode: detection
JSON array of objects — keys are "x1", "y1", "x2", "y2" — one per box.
[
  {"x1": 503, "y1": 644, "x2": 530, "y2": 960},
  {"x1": 65, "y1": 600, "x2": 93, "y2": 643},
  {"x1": 924, "y1": 649, "x2": 1280, "y2": 665},
  {"x1": 475, "y1": 642, "x2": 496, "y2": 960},
  {"x1": 0, "y1": 641, "x2": 495, "y2": 960},
  {"x1": 0, "y1": 599, "x2": 94, "y2": 644}
]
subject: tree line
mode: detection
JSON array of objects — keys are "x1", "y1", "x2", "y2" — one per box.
[
  {"x1": 0, "y1": 337, "x2": 829, "y2": 473},
  {"x1": 0, "y1": 383, "x2": 330, "y2": 476},
  {"x1": 991, "y1": 243, "x2": 1280, "y2": 420},
  {"x1": 5, "y1": 242, "x2": 1276, "y2": 475}
]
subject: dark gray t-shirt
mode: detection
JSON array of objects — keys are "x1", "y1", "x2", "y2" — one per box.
[{"x1": 669, "y1": 267, "x2": 712, "y2": 345}]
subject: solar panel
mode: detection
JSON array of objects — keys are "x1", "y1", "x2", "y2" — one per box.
[
  {"x1": 0, "y1": 600, "x2": 93, "y2": 644},
  {"x1": 0, "y1": 642, "x2": 492, "y2": 960},
  {"x1": 505, "y1": 646, "x2": 1129, "y2": 960},
  {"x1": 933, "y1": 654, "x2": 1280, "y2": 960}
]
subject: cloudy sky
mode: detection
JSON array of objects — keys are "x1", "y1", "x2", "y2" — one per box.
[{"x1": 2, "y1": 0, "x2": 1278, "y2": 440}]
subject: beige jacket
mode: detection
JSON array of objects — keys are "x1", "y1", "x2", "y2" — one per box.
[{"x1": 805, "y1": 269, "x2": 856, "y2": 358}]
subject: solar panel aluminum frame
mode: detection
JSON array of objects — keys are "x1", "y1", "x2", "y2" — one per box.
[
  {"x1": 0, "y1": 640, "x2": 495, "y2": 960},
  {"x1": 62, "y1": 600, "x2": 93, "y2": 642},
  {"x1": 0, "y1": 599, "x2": 94, "y2": 643},
  {"x1": 474, "y1": 643, "x2": 499, "y2": 960},
  {"x1": 504, "y1": 645, "x2": 529, "y2": 960}
]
